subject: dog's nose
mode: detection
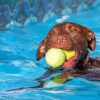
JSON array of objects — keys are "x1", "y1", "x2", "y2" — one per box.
[
  {"x1": 56, "y1": 36, "x2": 65, "y2": 42},
  {"x1": 54, "y1": 35, "x2": 74, "y2": 50}
]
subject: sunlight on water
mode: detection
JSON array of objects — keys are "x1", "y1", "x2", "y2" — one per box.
[{"x1": 0, "y1": 7, "x2": 100, "y2": 100}]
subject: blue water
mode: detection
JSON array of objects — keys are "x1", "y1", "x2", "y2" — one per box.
[{"x1": 0, "y1": 7, "x2": 100, "y2": 100}]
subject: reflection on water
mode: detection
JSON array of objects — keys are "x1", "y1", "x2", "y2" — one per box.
[{"x1": 0, "y1": 8, "x2": 100, "y2": 100}]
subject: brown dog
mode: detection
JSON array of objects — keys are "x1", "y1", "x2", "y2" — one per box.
[{"x1": 36, "y1": 22, "x2": 100, "y2": 70}]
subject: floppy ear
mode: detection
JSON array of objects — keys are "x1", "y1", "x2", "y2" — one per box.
[
  {"x1": 81, "y1": 26, "x2": 96, "y2": 51},
  {"x1": 36, "y1": 38, "x2": 47, "y2": 60}
]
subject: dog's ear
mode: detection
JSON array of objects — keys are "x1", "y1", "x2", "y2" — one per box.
[
  {"x1": 36, "y1": 38, "x2": 47, "y2": 60},
  {"x1": 81, "y1": 26, "x2": 96, "y2": 51}
]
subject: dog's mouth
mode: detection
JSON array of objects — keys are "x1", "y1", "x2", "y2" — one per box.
[{"x1": 62, "y1": 52, "x2": 78, "y2": 70}]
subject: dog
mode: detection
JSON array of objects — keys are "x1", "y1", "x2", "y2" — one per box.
[
  {"x1": 36, "y1": 22, "x2": 100, "y2": 70},
  {"x1": 6, "y1": 22, "x2": 100, "y2": 92}
]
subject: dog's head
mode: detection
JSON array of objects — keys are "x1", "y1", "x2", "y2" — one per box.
[{"x1": 36, "y1": 22, "x2": 96, "y2": 68}]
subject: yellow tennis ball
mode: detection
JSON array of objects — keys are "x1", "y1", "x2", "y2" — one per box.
[
  {"x1": 63, "y1": 50, "x2": 75, "y2": 60},
  {"x1": 45, "y1": 48, "x2": 66, "y2": 68}
]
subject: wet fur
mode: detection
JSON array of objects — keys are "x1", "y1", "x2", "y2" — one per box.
[{"x1": 37, "y1": 22, "x2": 100, "y2": 69}]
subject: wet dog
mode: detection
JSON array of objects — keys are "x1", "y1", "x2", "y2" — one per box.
[{"x1": 37, "y1": 22, "x2": 100, "y2": 70}]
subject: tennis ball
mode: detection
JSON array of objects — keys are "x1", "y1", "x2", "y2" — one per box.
[
  {"x1": 63, "y1": 50, "x2": 75, "y2": 60},
  {"x1": 45, "y1": 48, "x2": 66, "y2": 68}
]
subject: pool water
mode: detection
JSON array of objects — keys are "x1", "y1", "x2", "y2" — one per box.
[{"x1": 0, "y1": 6, "x2": 100, "y2": 100}]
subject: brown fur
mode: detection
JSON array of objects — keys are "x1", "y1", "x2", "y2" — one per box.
[{"x1": 36, "y1": 22, "x2": 100, "y2": 69}]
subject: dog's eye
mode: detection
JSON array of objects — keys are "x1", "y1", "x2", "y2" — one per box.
[{"x1": 72, "y1": 29, "x2": 80, "y2": 36}]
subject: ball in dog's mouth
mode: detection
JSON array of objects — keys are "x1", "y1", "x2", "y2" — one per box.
[
  {"x1": 45, "y1": 48, "x2": 66, "y2": 68},
  {"x1": 62, "y1": 52, "x2": 78, "y2": 69},
  {"x1": 45, "y1": 48, "x2": 78, "y2": 69}
]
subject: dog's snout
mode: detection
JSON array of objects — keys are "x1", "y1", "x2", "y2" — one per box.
[
  {"x1": 56, "y1": 36, "x2": 66, "y2": 42},
  {"x1": 53, "y1": 35, "x2": 74, "y2": 50}
]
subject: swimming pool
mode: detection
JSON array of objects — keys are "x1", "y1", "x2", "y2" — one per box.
[{"x1": 0, "y1": 0, "x2": 100, "y2": 100}]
